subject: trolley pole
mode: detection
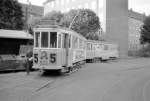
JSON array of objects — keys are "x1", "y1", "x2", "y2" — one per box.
[{"x1": 69, "y1": 10, "x2": 80, "y2": 29}]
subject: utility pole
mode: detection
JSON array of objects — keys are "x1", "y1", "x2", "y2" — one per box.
[
  {"x1": 25, "y1": 3, "x2": 28, "y2": 32},
  {"x1": 25, "y1": 0, "x2": 31, "y2": 32}
]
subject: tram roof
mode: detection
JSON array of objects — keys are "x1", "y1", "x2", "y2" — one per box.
[
  {"x1": 87, "y1": 39, "x2": 118, "y2": 45},
  {"x1": 34, "y1": 25, "x2": 86, "y2": 40}
]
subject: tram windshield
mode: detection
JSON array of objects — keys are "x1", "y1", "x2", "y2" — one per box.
[
  {"x1": 50, "y1": 32, "x2": 57, "y2": 48},
  {"x1": 35, "y1": 32, "x2": 40, "y2": 47},
  {"x1": 34, "y1": 31, "x2": 58, "y2": 48},
  {"x1": 41, "y1": 32, "x2": 48, "y2": 47}
]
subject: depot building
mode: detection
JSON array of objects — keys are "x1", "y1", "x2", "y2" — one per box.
[{"x1": 0, "y1": 29, "x2": 33, "y2": 55}]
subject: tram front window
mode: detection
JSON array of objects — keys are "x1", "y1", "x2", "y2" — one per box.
[
  {"x1": 50, "y1": 32, "x2": 57, "y2": 48},
  {"x1": 35, "y1": 32, "x2": 40, "y2": 47},
  {"x1": 41, "y1": 32, "x2": 48, "y2": 47}
]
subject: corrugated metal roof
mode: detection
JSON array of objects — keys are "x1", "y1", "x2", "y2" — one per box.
[
  {"x1": 43, "y1": 0, "x2": 55, "y2": 5},
  {"x1": 0, "y1": 30, "x2": 33, "y2": 39}
]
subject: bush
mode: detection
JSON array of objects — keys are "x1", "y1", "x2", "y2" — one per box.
[
  {"x1": 128, "y1": 50, "x2": 139, "y2": 57},
  {"x1": 128, "y1": 44, "x2": 150, "y2": 57},
  {"x1": 137, "y1": 44, "x2": 150, "y2": 57}
]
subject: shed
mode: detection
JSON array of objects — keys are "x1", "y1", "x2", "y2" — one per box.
[{"x1": 0, "y1": 29, "x2": 33, "y2": 55}]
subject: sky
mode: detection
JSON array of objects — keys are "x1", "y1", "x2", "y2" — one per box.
[
  {"x1": 129, "y1": 0, "x2": 150, "y2": 15},
  {"x1": 18, "y1": 0, "x2": 150, "y2": 15}
]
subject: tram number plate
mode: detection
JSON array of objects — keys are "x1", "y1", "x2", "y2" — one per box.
[
  {"x1": 40, "y1": 51, "x2": 48, "y2": 65},
  {"x1": 49, "y1": 54, "x2": 56, "y2": 63},
  {"x1": 34, "y1": 54, "x2": 38, "y2": 63}
]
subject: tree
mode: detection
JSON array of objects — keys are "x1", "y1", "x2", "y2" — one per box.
[
  {"x1": 140, "y1": 16, "x2": 150, "y2": 44},
  {"x1": 0, "y1": 0, "x2": 24, "y2": 30},
  {"x1": 60, "y1": 9, "x2": 101, "y2": 40},
  {"x1": 36, "y1": 9, "x2": 102, "y2": 40}
]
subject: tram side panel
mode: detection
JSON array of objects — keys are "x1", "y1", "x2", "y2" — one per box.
[
  {"x1": 33, "y1": 49, "x2": 64, "y2": 70},
  {"x1": 72, "y1": 49, "x2": 86, "y2": 64},
  {"x1": 99, "y1": 43, "x2": 119, "y2": 60}
]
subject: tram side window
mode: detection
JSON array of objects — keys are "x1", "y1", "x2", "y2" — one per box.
[
  {"x1": 35, "y1": 32, "x2": 40, "y2": 47},
  {"x1": 104, "y1": 45, "x2": 108, "y2": 50},
  {"x1": 62, "y1": 33, "x2": 71, "y2": 48},
  {"x1": 58, "y1": 34, "x2": 61, "y2": 48},
  {"x1": 79, "y1": 39, "x2": 84, "y2": 49},
  {"x1": 87, "y1": 43, "x2": 91, "y2": 50},
  {"x1": 50, "y1": 32, "x2": 57, "y2": 48},
  {"x1": 69, "y1": 35, "x2": 71, "y2": 48},
  {"x1": 72, "y1": 36, "x2": 78, "y2": 49},
  {"x1": 84, "y1": 41, "x2": 86, "y2": 49},
  {"x1": 41, "y1": 32, "x2": 48, "y2": 47},
  {"x1": 91, "y1": 43, "x2": 94, "y2": 50},
  {"x1": 79, "y1": 39, "x2": 82, "y2": 49},
  {"x1": 62, "y1": 34, "x2": 65, "y2": 48}
]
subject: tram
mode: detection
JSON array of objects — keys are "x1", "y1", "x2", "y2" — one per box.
[
  {"x1": 86, "y1": 40, "x2": 119, "y2": 62},
  {"x1": 33, "y1": 25, "x2": 86, "y2": 73}
]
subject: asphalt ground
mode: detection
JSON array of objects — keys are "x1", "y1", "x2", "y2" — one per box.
[{"x1": 0, "y1": 58, "x2": 150, "y2": 101}]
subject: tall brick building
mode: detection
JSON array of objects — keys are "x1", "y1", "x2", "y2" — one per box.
[{"x1": 128, "y1": 9, "x2": 146, "y2": 51}]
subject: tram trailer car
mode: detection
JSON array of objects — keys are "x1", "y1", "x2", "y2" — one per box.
[
  {"x1": 86, "y1": 40, "x2": 119, "y2": 62},
  {"x1": 86, "y1": 40, "x2": 101, "y2": 62},
  {"x1": 101, "y1": 43, "x2": 119, "y2": 60},
  {"x1": 33, "y1": 25, "x2": 86, "y2": 73}
]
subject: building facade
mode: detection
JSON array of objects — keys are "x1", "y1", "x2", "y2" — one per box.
[{"x1": 128, "y1": 9, "x2": 146, "y2": 51}]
